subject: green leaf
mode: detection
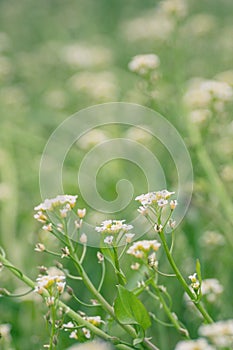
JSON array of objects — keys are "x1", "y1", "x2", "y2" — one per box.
[
  {"x1": 114, "y1": 285, "x2": 151, "y2": 330},
  {"x1": 133, "y1": 338, "x2": 144, "y2": 346},
  {"x1": 196, "y1": 259, "x2": 202, "y2": 284}
]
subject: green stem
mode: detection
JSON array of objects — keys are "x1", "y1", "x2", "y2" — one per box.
[
  {"x1": 159, "y1": 231, "x2": 213, "y2": 323},
  {"x1": 187, "y1": 122, "x2": 233, "y2": 246},
  {"x1": 150, "y1": 280, "x2": 189, "y2": 338},
  {"x1": 0, "y1": 254, "x2": 115, "y2": 342}
]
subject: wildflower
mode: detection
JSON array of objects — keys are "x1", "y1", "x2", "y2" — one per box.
[
  {"x1": 97, "y1": 251, "x2": 104, "y2": 263},
  {"x1": 46, "y1": 296, "x2": 55, "y2": 307},
  {"x1": 169, "y1": 219, "x2": 176, "y2": 229},
  {"x1": 135, "y1": 190, "x2": 175, "y2": 207},
  {"x1": 84, "y1": 316, "x2": 104, "y2": 326},
  {"x1": 154, "y1": 224, "x2": 163, "y2": 233},
  {"x1": 125, "y1": 233, "x2": 135, "y2": 243},
  {"x1": 0, "y1": 324, "x2": 11, "y2": 341},
  {"x1": 35, "y1": 243, "x2": 45, "y2": 252},
  {"x1": 170, "y1": 199, "x2": 178, "y2": 210},
  {"x1": 75, "y1": 219, "x2": 83, "y2": 229},
  {"x1": 69, "y1": 330, "x2": 78, "y2": 339},
  {"x1": 158, "y1": 0, "x2": 187, "y2": 19},
  {"x1": 128, "y1": 54, "x2": 160, "y2": 75},
  {"x1": 60, "y1": 208, "x2": 68, "y2": 218},
  {"x1": 201, "y1": 279, "x2": 223, "y2": 303},
  {"x1": 137, "y1": 206, "x2": 148, "y2": 215},
  {"x1": 127, "y1": 240, "x2": 161, "y2": 259},
  {"x1": 95, "y1": 220, "x2": 133, "y2": 234},
  {"x1": 82, "y1": 327, "x2": 91, "y2": 339},
  {"x1": 34, "y1": 195, "x2": 78, "y2": 212},
  {"x1": 34, "y1": 211, "x2": 47, "y2": 223},
  {"x1": 63, "y1": 321, "x2": 75, "y2": 330},
  {"x1": 34, "y1": 274, "x2": 66, "y2": 294},
  {"x1": 199, "y1": 320, "x2": 233, "y2": 347},
  {"x1": 148, "y1": 252, "x2": 158, "y2": 268},
  {"x1": 188, "y1": 273, "x2": 197, "y2": 283},
  {"x1": 42, "y1": 223, "x2": 52, "y2": 232},
  {"x1": 77, "y1": 208, "x2": 86, "y2": 218},
  {"x1": 131, "y1": 262, "x2": 140, "y2": 270},
  {"x1": 174, "y1": 338, "x2": 215, "y2": 350},
  {"x1": 61, "y1": 246, "x2": 70, "y2": 258},
  {"x1": 104, "y1": 236, "x2": 114, "y2": 245},
  {"x1": 80, "y1": 233, "x2": 87, "y2": 244},
  {"x1": 199, "y1": 230, "x2": 225, "y2": 247}
]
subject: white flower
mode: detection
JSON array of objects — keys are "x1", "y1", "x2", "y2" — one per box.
[
  {"x1": 82, "y1": 327, "x2": 91, "y2": 339},
  {"x1": 34, "y1": 195, "x2": 78, "y2": 212},
  {"x1": 188, "y1": 273, "x2": 197, "y2": 283},
  {"x1": 125, "y1": 233, "x2": 135, "y2": 243},
  {"x1": 201, "y1": 279, "x2": 223, "y2": 303},
  {"x1": 95, "y1": 219, "x2": 133, "y2": 234},
  {"x1": 127, "y1": 240, "x2": 161, "y2": 258},
  {"x1": 131, "y1": 262, "x2": 140, "y2": 270},
  {"x1": 170, "y1": 199, "x2": 178, "y2": 210},
  {"x1": 77, "y1": 208, "x2": 86, "y2": 218},
  {"x1": 159, "y1": 0, "x2": 188, "y2": 18},
  {"x1": 0, "y1": 323, "x2": 11, "y2": 341},
  {"x1": 42, "y1": 223, "x2": 52, "y2": 232},
  {"x1": 34, "y1": 274, "x2": 66, "y2": 294},
  {"x1": 104, "y1": 236, "x2": 114, "y2": 245},
  {"x1": 80, "y1": 233, "x2": 87, "y2": 244},
  {"x1": 63, "y1": 321, "x2": 75, "y2": 330},
  {"x1": 69, "y1": 330, "x2": 78, "y2": 339},
  {"x1": 84, "y1": 316, "x2": 104, "y2": 326},
  {"x1": 199, "y1": 320, "x2": 233, "y2": 347},
  {"x1": 35, "y1": 243, "x2": 45, "y2": 252},
  {"x1": 174, "y1": 338, "x2": 215, "y2": 350},
  {"x1": 137, "y1": 206, "x2": 149, "y2": 215},
  {"x1": 135, "y1": 190, "x2": 175, "y2": 207},
  {"x1": 128, "y1": 54, "x2": 160, "y2": 75}
]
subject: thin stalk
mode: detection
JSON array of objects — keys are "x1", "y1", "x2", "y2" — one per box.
[
  {"x1": 150, "y1": 280, "x2": 189, "y2": 338},
  {"x1": 159, "y1": 231, "x2": 213, "y2": 323}
]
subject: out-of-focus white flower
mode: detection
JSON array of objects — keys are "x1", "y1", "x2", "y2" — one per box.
[
  {"x1": 183, "y1": 14, "x2": 217, "y2": 37},
  {"x1": 201, "y1": 279, "x2": 223, "y2": 303},
  {"x1": 69, "y1": 71, "x2": 118, "y2": 102},
  {"x1": 80, "y1": 233, "x2": 87, "y2": 244},
  {"x1": 199, "y1": 230, "x2": 225, "y2": 247},
  {"x1": 199, "y1": 320, "x2": 233, "y2": 348},
  {"x1": 35, "y1": 243, "x2": 46, "y2": 252},
  {"x1": 77, "y1": 129, "x2": 108, "y2": 150},
  {"x1": 84, "y1": 316, "x2": 104, "y2": 326},
  {"x1": 61, "y1": 44, "x2": 112, "y2": 68},
  {"x1": 43, "y1": 89, "x2": 67, "y2": 109},
  {"x1": 184, "y1": 78, "x2": 233, "y2": 111},
  {"x1": 174, "y1": 338, "x2": 215, "y2": 350},
  {"x1": 128, "y1": 54, "x2": 160, "y2": 75},
  {"x1": 0, "y1": 323, "x2": 12, "y2": 341},
  {"x1": 122, "y1": 11, "x2": 174, "y2": 42},
  {"x1": 131, "y1": 262, "x2": 140, "y2": 270},
  {"x1": 82, "y1": 327, "x2": 91, "y2": 339},
  {"x1": 127, "y1": 240, "x2": 161, "y2": 258},
  {"x1": 77, "y1": 208, "x2": 86, "y2": 218},
  {"x1": 125, "y1": 233, "x2": 135, "y2": 243},
  {"x1": 103, "y1": 236, "x2": 114, "y2": 245},
  {"x1": 63, "y1": 321, "x2": 75, "y2": 330},
  {"x1": 189, "y1": 109, "x2": 211, "y2": 124},
  {"x1": 158, "y1": 0, "x2": 187, "y2": 18},
  {"x1": 66, "y1": 341, "x2": 112, "y2": 350}
]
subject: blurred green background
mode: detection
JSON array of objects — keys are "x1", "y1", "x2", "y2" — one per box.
[{"x1": 0, "y1": 0, "x2": 233, "y2": 349}]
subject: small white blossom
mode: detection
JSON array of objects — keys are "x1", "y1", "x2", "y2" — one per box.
[
  {"x1": 174, "y1": 338, "x2": 215, "y2": 350},
  {"x1": 77, "y1": 208, "x2": 86, "y2": 218},
  {"x1": 125, "y1": 233, "x2": 135, "y2": 243},
  {"x1": 188, "y1": 273, "x2": 197, "y2": 283},
  {"x1": 201, "y1": 279, "x2": 223, "y2": 303},
  {"x1": 35, "y1": 243, "x2": 46, "y2": 252},
  {"x1": 69, "y1": 330, "x2": 78, "y2": 339},
  {"x1": 80, "y1": 233, "x2": 87, "y2": 244},
  {"x1": 199, "y1": 320, "x2": 233, "y2": 348},
  {"x1": 63, "y1": 321, "x2": 75, "y2": 330},
  {"x1": 82, "y1": 327, "x2": 91, "y2": 339},
  {"x1": 128, "y1": 54, "x2": 160, "y2": 75},
  {"x1": 127, "y1": 240, "x2": 161, "y2": 259},
  {"x1": 42, "y1": 223, "x2": 52, "y2": 232},
  {"x1": 131, "y1": 262, "x2": 140, "y2": 270},
  {"x1": 34, "y1": 195, "x2": 78, "y2": 212},
  {"x1": 104, "y1": 236, "x2": 114, "y2": 245},
  {"x1": 95, "y1": 219, "x2": 133, "y2": 234}
]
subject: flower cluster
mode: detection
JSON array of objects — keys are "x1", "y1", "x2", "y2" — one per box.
[
  {"x1": 199, "y1": 319, "x2": 233, "y2": 348},
  {"x1": 128, "y1": 54, "x2": 160, "y2": 76},
  {"x1": 95, "y1": 220, "x2": 133, "y2": 234},
  {"x1": 188, "y1": 273, "x2": 200, "y2": 294},
  {"x1": 201, "y1": 278, "x2": 223, "y2": 303},
  {"x1": 174, "y1": 338, "x2": 215, "y2": 350},
  {"x1": 135, "y1": 189, "x2": 175, "y2": 207},
  {"x1": 34, "y1": 195, "x2": 78, "y2": 224},
  {"x1": 184, "y1": 78, "x2": 233, "y2": 123},
  {"x1": 35, "y1": 273, "x2": 66, "y2": 295},
  {"x1": 127, "y1": 240, "x2": 161, "y2": 259}
]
